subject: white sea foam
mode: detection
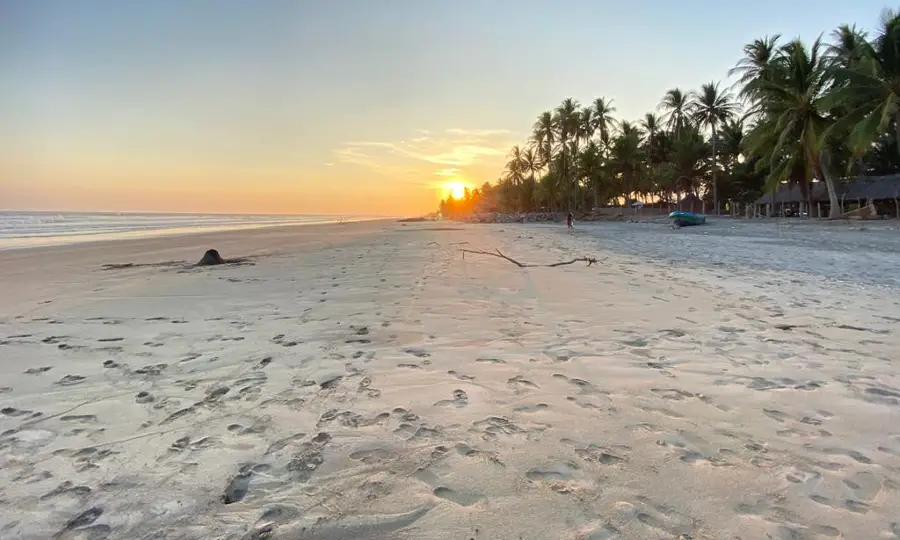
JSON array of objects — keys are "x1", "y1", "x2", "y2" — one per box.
[{"x1": 0, "y1": 211, "x2": 380, "y2": 250}]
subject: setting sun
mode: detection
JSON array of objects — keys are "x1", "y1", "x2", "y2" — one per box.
[{"x1": 445, "y1": 181, "x2": 469, "y2": 200}]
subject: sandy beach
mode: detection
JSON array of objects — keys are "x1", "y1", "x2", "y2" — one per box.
[{"x1": 1, "y1": 218, "x2": 899, "y2": 540}]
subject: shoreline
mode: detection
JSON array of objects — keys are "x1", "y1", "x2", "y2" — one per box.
[
  {"x1": 0, "y1": 215, "x2": 391, "y2": 252},
  {"x1": 0, "y1": 219, "x2": 395, "y2": 315}
]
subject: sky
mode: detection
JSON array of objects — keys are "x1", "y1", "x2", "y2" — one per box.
[{"x1": 0, "y1": 0, "x2": 889, "y2": 216}]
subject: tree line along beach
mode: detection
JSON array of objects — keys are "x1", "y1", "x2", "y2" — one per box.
[{"x1": 440, "y1": 9, "x2": 900, "y2": 223}]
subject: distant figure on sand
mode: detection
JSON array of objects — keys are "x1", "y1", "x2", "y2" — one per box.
[{"x1": 566, "y1": 212, "x2": 574, "y2": 231}]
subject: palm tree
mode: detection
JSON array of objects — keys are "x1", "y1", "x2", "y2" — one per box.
[
  {"x1": 554, "y1": 98, "x2": 582, "y2": 210},
  {"x1": 590, "y1": 97, "x2": 617, "y2": 149},
  {"x1": 577, "y1": 140, "x2": 603, "y2": 209},
  {"x1": 826, "y1": 24, "x2": 870, "y2": 68},
  {"x1": 640, "y1": 113, "x2": 662, "y2": 159},
  {"x1": 666, "y1": 125, "x2": 710, "y2": 209},
  {"x1": 690, "y1": 81, "x2": 739, "y2": 213},
  {"x1": 824, "y1": 10, "x2": 900, "y2": 157},
  {"x1": 743, "y1": 37, "x2": 841, "y2": 217},
  {"x1": 729, "y1": 35, "x2": 782, "y2": 113},
  {"x1": 466, "y1": 7, "x2": 900, "y2": 221},
  {"x1": 503, "y1": 145, "x2": 526, "y2": 193},
  {"x1": 523, "y1": 146, "x2": 542, "y2": 210},
  {"x1": 532, "y1": 111, "x2": 556, "y2": 178},
  {"x1": 611, "y1": 121, "x2": 644, "y2": 206},
  {"x1": 659, "y1": 88, "x2": 692, "y2": 135}
]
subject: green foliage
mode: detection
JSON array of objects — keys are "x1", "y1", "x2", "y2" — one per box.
[{"x1": 438, "y1": 8, "x2": 900, "y2": 217}]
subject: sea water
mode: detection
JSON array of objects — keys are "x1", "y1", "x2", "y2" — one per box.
[{"x1": 0, "y1": 211, "x2": 375, "y2": 250}]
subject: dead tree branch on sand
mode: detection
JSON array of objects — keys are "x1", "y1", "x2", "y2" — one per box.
[{"x1": 460, "y1": 248, "x2": 600, "y2": 268}]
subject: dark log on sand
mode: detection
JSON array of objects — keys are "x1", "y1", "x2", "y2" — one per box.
[{"x1": 197, "y1": 249, "x2": 226, "y2": 266}]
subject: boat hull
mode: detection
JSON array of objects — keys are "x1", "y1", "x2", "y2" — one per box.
[{"x1": 669, "y1": 211, "x2": 706, "y2": 227}]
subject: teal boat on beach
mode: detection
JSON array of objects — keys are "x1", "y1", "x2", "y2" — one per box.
[{"x1": 669, "y1": 210, "x2": 706, "y2": 228}]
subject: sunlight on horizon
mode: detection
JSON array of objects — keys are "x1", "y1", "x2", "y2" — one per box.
[
  {"x1": 444, "y1": 181, "x2": 471, "y2": 201},
  {"x1": 2, "y1": 1, "x2": 882, "y2": 215}
]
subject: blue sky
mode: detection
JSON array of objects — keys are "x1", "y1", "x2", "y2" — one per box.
[{"x1": 0, "y1": 0, "x2": 888, "y2": 214}]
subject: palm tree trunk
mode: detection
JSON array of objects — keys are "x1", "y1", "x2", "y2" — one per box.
[
  {"x1": 895, "y1": 111, "x2": 900, "y2": 158},
  {"x1": 818, "y1": 149, "x2": 841, "y2": 219},
  {"x1": 711, "y1": 126, "x2": 718, "y2": 215}
]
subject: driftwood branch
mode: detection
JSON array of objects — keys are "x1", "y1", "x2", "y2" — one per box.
[{"x1": 460, "y1": 248, "x2": 600, "y2": 267}]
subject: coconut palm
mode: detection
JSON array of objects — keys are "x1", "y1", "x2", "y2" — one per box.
[
  {"x1": 522, "y1": 146, "x2": 542, "y2": 211},
  {"x1": 666, "y1": 125, "x2": 710, "y2": 207},
  {"x1": 743, "y1": 37, "x2": 841, "y2": 217},
  {"x1": 824, "y1": 10, "x2": 900, "y2": 157},
  {"x1": 554, "y1": 98, "x2": 582, "y2": 209},
  {"x1": 659, "y1": 88, "x2": 692, "y2": 135},
  {"x1": 577, "y1": 140, "x2": 603, "y2": 208},
  {"x1": 690, "y1": 82, "x2": 739, "y2": 213},
  {"x1": 826, "y1": 24, "x2": 870, "y2": 68},
  {"x1": 590, "y1": 97, "x2": 617, "y2": 148},
  {"x1": 452, "y1": 7, "x2": 900, "y2": 220},
  {"x1": 610, "y1": 121, "x2": 644, "y2": 206},
  {"x1": 729, "y1": 35, "x2": 782, "y2": 111},
  {"x1": 503, "y1": 145, "x2": 526, "y2": 189},
  {"x1": 531, "y1": 111, "x2": 556, "y2": 177}
]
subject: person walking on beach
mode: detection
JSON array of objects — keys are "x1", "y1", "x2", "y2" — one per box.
[{"x1": 566, "y1": 212, "x2": 574, "y2": 231}]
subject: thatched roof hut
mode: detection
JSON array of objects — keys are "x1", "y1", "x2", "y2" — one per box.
[{"x1": 754, "y1": 175, "x2": 900, "y2": 205}]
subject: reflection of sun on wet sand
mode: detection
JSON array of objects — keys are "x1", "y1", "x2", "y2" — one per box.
[{"x1": 1, "y1": 219, "x2": 899, "y2": 539}]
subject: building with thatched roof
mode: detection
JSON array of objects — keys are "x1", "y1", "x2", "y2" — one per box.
[{"x1": 753, "y1": 174, "x2": 900, "y2": 217}]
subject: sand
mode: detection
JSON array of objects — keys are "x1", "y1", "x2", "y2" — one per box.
[{"x1": 1, "y1": 218, "x2": 899, "y2": 539}]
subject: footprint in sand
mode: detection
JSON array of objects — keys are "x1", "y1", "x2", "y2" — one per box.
[
  {"x1": 843, "y1": 471, "x2": 882, "y2": 501},
  {"x1": 222, "y1": 468, "x2": 254, "y2": 504},
  {"x1": 433, "y1": 486, "x2": 485, "y2": 507},
  {"x1": 507, "y1": 375, "x2": 538, "y2": 392},
  {"x1": 54, "y1": 375, "x2": 86, "y2": 386},
  {"x1": 809, "y1": 494, "x2": 871, "y2": 514},
  {"x1": 448, "y1": 370, "x2": 475, "y2": 381},
  {"x1": 454, "y1": 443, "x2": 503, "y2": 466},
  {"x1": 319, "y1": 375, "x2": 343, "y2": 390},
  {"x1": 53, "y1": 507, "x2": 104, "y2": 538},
  {"x1": 472, "y1": 416, "x2": 525, "y2": 440},
  {"x1": 265, "y1": 432, "x2": 307, "y2": 454},
  {"x1": 60, "y1": 415, "x2": 97, "y2": 424},
  {"x1": 40, "y1": 481, "x2": 92, "y2": 501},
  {"x1": 434, "y1": 389, "x2": 468, "y2": 408},
  {"x1": 349, "y1": 447, "x2": 397, "y2": 464},
  {"x1": 2, "y1": 407, "x2": 40, "y2": 418},
  {"x1": 285, "y1": 432, "x2": 332, "y2": 482},
  {"x1": 134, "y1": 363, "x2": 167, "y2": 376},
  {"x1": 526, "y1": 461, "x2": 580, "y2": 482},
  {"x1": 513, "y1": 403, "x2": 549, "y2": 413},
  {"x1": 650, "y1": 388, "x2": 695, "y2": 401}
]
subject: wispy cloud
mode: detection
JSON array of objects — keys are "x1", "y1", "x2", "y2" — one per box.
[
  {"x1": 333, "y1": 127, "x2": 514, "y2": 184},
  {"x1": 434, "y1": 167, "x2": 462, "y2": 178},
  {"x1": 444, "y1": 128, "x2": 512, "y2": 138}
]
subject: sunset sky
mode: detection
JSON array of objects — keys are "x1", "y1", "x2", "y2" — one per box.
[{"x1": 1, "y1": 0, "x2": 884, "y2": 216}]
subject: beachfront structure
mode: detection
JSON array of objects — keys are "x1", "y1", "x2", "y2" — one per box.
[{"x1": 753, "y1": 175, "x2": 900, "y2": 218}]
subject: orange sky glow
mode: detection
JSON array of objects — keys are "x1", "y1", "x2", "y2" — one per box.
[{"x1": 1, "y1": 127, "x2": 509, "y2": 216}]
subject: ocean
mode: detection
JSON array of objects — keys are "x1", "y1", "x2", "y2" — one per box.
[{"x1": 0, "y1": 211, "x2": 377, "y2": 250}]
